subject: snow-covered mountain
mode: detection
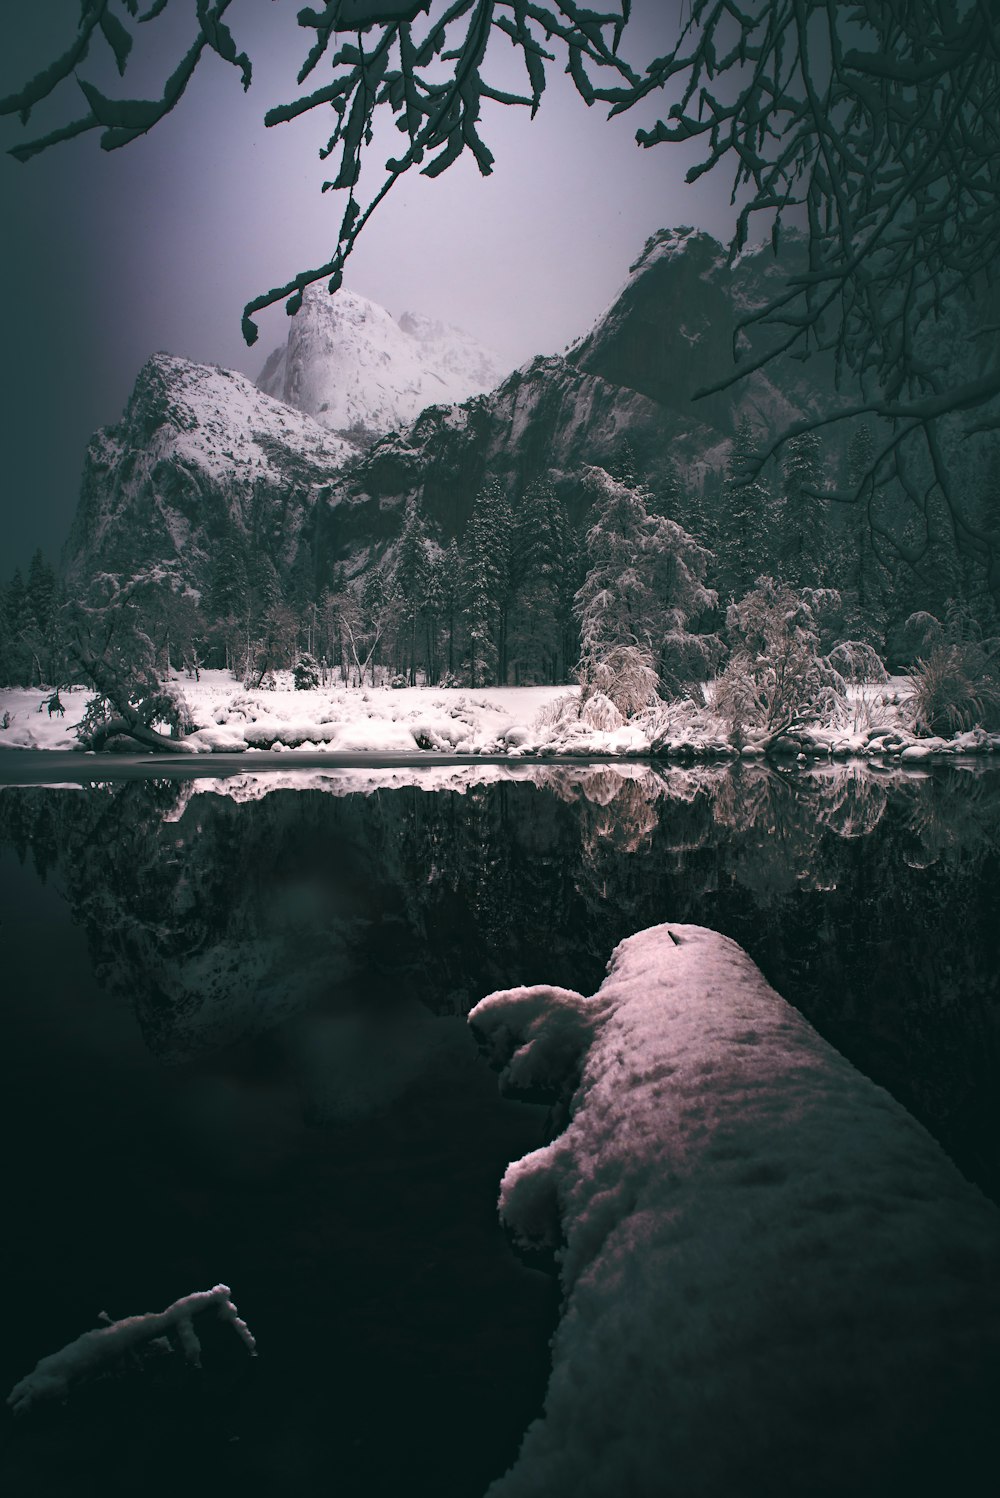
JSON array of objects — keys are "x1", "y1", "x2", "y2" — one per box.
[
  {"x1": 314, "y1": 227, "x2": 843, "y2": 550},
  {"x1": 62, "y1": 229, "x2": 844, "y2": 597},
  {"x1": 64, "y1": 353, "x2": 356, "y2": 595},
  {"x1": 256, "y1": 285, "x2": 508, "y2": 438}
]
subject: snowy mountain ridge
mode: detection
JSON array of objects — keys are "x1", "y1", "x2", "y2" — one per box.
[
  {"x1": 257, "y1": 285, "x2": 508, "y2": 438},
  {"x1": 62, "y1": 227, "x2": 843, "y2": 604},
  {"x1": 64, "y1": 353, "x2": 355, "y2": 593}
]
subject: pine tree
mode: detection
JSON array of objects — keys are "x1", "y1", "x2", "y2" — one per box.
[
  {"x1": 574, "y1": 466, "x2": 720, "y2": 700},
  {"x1": 2, "y1": 568, "x2": 31, "y2": 684},
  {"x1": 717, "y1": 418, "x2": 772, "y2": 601},
  {"x1": 462, "y1": 481, "x2": 513, "y2": 686},
  {"x1": 392, "y1": 500, "x2": 430, "y2": 683},
  {"x1": 779, "y1": 431, "x2": 828, "y2": 588},
  {"x1": 842, "y1": 422, "x2": 889, "y2": 642},
  {"x1": 26, "y1": 551, "x2": 56, "y2": 635},
  {"x1": 435, "y1": 540, "x2": 462, "y2": 681},
  {"x1": 509, "y1": 479, "x2": 576, "y2": 683}
]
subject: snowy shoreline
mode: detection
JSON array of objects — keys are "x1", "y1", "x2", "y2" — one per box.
[{"x1": 3, "y1": 673, "x2": 1000, "y2": 766}]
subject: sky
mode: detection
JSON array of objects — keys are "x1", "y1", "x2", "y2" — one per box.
[{"x1": 0, "y1": 1, "x2": 739, "y2": 574}]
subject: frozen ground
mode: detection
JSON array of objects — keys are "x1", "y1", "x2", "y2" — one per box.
[
  {"x1": 1, "y1": 671, "x2": 997, "y2": 762},
  {"x1": 470, "y1": 924, "x2": 1000, "y2": 1498}
]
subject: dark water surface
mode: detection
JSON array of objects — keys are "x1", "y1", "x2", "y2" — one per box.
[{"x1": 1, "y1": 758, "x2": 998, "y2": 1497}]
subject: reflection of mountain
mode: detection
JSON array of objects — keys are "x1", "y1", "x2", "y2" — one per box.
[{"x1": 2, "y1": 766, "x2": 999, "y2": 1197}]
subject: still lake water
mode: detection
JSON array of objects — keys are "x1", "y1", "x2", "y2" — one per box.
[{"x1": 1, "y1": 757, "x2": 998, "y2": 1497}]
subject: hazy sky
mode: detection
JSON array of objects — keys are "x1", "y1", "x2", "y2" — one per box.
[{"x1": 1, "y1": 1, "x2": 738, "y2": 573}]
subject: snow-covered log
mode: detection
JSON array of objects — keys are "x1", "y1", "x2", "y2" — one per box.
[
  {"x1": 7, "y1": 1284, "x2": 256, "y2": 1417},
  {"x1": 470, "y1": 926, "x2": 1000, "y2": 1498}
]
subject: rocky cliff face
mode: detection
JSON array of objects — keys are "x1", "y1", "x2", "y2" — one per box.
[
  {"x1": 64, "y1": 353, "x2": 354, "y2": 596},
  {"x1": 570, "y1": 226, "x2": 833, "y2": 436},
  {"x1": 323, "y1": 228, "x2": 840, "y2": 550},
  {"x1": 256, "y1": 285, "x2": 508, "y2": 438}
]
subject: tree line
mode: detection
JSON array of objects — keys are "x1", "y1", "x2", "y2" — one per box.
[{"x1": 2, "y1": 421, "x2": 998, "y2": 696}]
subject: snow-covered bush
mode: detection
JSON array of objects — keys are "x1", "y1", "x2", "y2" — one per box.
[
  {"x1": 826, "y1": 640, "x2": 888, "y2": 685},
  {"x1": 293, "y1": 653, "x2": 321, "y2": 690},
  {"x1": 144, "y1": 683, "x2": 195, "y2": 737},
  {"x1": 714, "y1": 578, "x2": 848, "y2": 735},
  {"x1": 897, "y1": 610, "x2": 944, "y2": 661},
  {"x1": 904, "y1": 609, "x2": 1000, "y2": 736},
  {"x1": 533, "y1": 692, "x2": 582, "y2": 731},
  {"x1": 908, "y1": 641, "x2": 1000, "y2": 736},
  {"x1": 579, "y1": 691, "x2": 624, "y2": 732},
  {"x1": 576, "y1": 645, "x2": 660, "y2": 719}
]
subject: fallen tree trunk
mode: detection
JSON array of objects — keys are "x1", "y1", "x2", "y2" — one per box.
[
  {"x1": 71, "y1": 644, "x2": 197, "y2": 754},
  {"x1": 470, "y1": 924, "x2": 1000, "y2": 1498},
  {"x1": 85, "y1": 715, "x2": 196, "y2": 754}
]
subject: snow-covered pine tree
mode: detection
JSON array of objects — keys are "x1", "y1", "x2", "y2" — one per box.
[
  {"x1": 779, "y1": 432, "x2": 830, "y2": 589},
  {"x1": 0, "y1": 567, "x2": 29, "y2": 685},
  {"x1": 392, "y1": 499, "x2": 431, "y2": 684},
  {"x1": 509, "y1": 479, "x2": 579, "y2": 683},
  {"x1": 716, "y1": 417, "x2": 772, "y2": 601},
  {"x1": 434, "y1": 539, "x2": 462, "y2": 682},
  {"x1": 840, "y1": 422, "x2": 891, "y2": 644},
  {"x1": 574, "y1": 466, "x2": 720, "y2": 708},
  {"x1": 461, "y1": 481, "x2": 513, "y2": 687}
]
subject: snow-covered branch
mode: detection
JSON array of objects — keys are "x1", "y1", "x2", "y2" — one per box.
[{"x1": 7, "y1": 1284, "x2": 257, "y2": 1418}]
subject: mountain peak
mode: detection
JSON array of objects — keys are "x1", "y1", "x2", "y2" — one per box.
[{"x1": 257, "y1": 287, "x2": 509, "y2": 439}]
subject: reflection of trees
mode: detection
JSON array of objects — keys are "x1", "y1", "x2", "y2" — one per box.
[{"x1": 2, "y1": 764, "x2": 999, "y2": 1197}]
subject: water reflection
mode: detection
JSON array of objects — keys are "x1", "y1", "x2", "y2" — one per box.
[{"x1": 1, "y1": 762, "x2": 999, "y2": 1201}]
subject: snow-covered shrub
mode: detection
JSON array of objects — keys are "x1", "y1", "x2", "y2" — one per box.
[
  {"x1": 389, "y1": 674, "x2": 408, "y2": 689},
  {"x1": 579, "y1": 691, "x2": 624, "y2": 732},
  {"x1": 214, "y1": 693, "x2": 261, "y2": 724},
  {"x1": 903, "y1": 609, "x2": 1000, "y2": 736},
  {"x1": 826, "y1": 640, "x2": 888, "y2": 685},
  {"x1": 897, "y1": 610, "x2": 945, "y2": 662},
  {"x1": 144, "y1": 683, "x2": 195, "y2": 737},
  {"x1": 576, "y1": 644, "x2": 661, "y2": 718},
  {"x1": 908, "y1": 641, "x2": 1000, "y2": 736},
  {"x1": 293, "y1": 653, "x2": 321, "y2": 690},
  {"x1": 533, "y1": 692, "x2": 581, "y2": 731},
  {"x1": 714, "y1": 577, "x2": 848, "y2": 735}
]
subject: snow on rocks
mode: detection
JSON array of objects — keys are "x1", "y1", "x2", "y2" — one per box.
[
  {"x1": 7, "y1": 1284, "x2": 256, "y2": 1417},
  {"x1": 2, "y1": 674, "x2": 1000, "y2": 763},
  {"x1": 470, "y1": 925, "x2": 1000, "y2": 1498}
]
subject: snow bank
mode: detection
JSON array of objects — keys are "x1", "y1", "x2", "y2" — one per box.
[
  {"x1": 3, "y1": 674, "x2": 1000, "y2": 762},
  {"x1": 7, "y1": 1284, "x2": 256, "y2": 1417},
  {"x1": 470, "y1": 925, "x2": 1000, "y2": 1498}
]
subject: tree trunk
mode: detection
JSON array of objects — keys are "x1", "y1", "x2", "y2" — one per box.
[{"x1": 71, "y1": 644, "x2": 196, "y2": 754}]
